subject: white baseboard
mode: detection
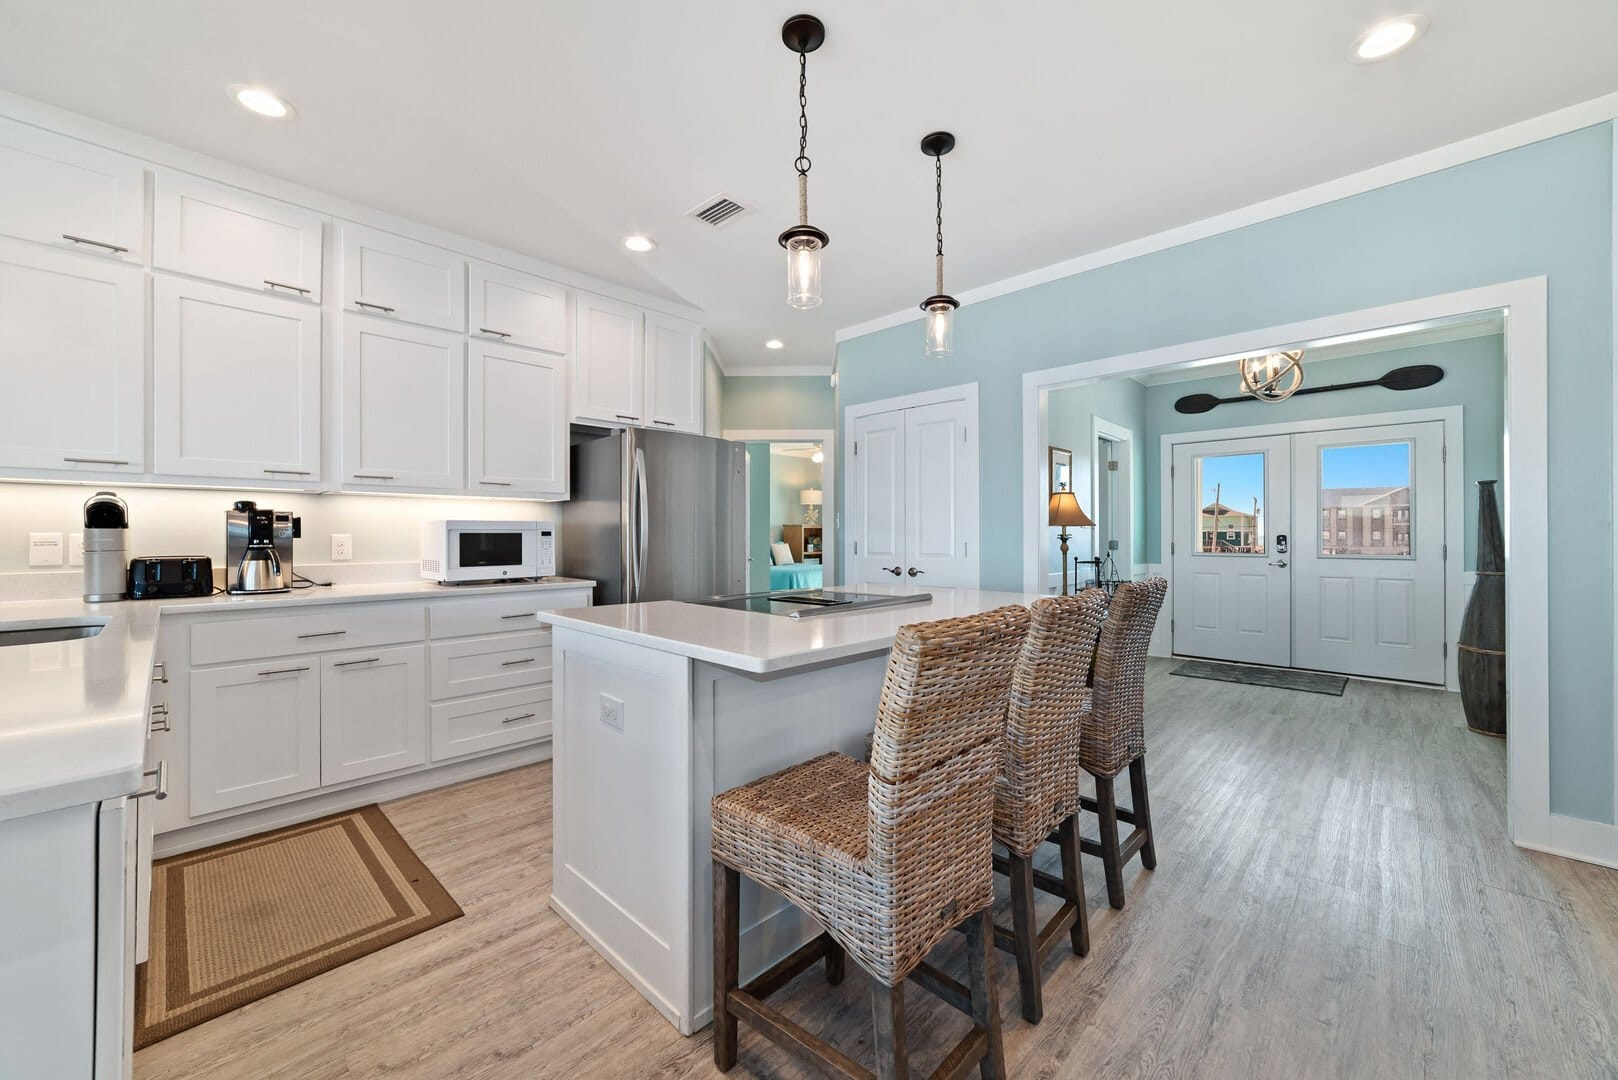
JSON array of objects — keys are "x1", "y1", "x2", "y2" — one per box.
[{"x1": 1521, "y1": 813, "x2": 1618, "y2": 870}]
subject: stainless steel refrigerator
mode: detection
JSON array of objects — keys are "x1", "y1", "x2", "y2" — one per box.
[{"x1": 561, "y1": 427, "x2": 747, "y2": 605}]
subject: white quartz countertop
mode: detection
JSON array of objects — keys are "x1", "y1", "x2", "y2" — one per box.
[
  {"x1": 538, "y1": 584, "x2": 1039, "y2": 674},
  {"x1": 0, "y1": 576, "x2": 593, "y2": 824}
]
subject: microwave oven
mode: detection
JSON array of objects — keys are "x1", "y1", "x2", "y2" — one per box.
[{"x1": 421, "y1": 520, "x2": 555, "y2": 584}]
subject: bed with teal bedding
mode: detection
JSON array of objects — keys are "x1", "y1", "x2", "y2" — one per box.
[{"x1": 769, "y1": 562, "x2": 823, "y2": 590}]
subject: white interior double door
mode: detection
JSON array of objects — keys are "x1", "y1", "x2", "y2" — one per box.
[
  {"x1": 847, "y1": 392, "x2": 979, "y2": 587},
  {"x1": 1171, "y1": 420, "x2": 1446, "y2": 683}
]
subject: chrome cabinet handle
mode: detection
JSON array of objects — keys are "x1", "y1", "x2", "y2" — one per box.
[
  {"x1": 501, "y1": 657, "x2": 537, "y2": 667},
  {"x1": 135, "y1": 760, "x2": 168, "y2": 800},
  {"x1": 1269, "y1": 559, "x2": 1289, "y2": 568},
  {"x1": 149, "y1": 704, "x2": 171, "y2": 733},
  {"x1": 258, "y1": 665, "x2": 312, "y2": 676},
  {"x1": 62, "y1": 233, "x2": 128, "y2": 254},
  {"x1": 63, "y1": 456, "x2": 130, "y2": 466},
  {"x1": 352, "y1": 473, "x2": 395, "y2": 481},
  {"x1": 478, "y1": 327, "x2": 512, "y2": 338},
  {"x1": 480, "y1": 480, "x2": 512, "y2": 487},
  {"x1": 907, "y1": 567, "x2": 925, "y2": 577},
  {"x1": 333, "y1": 656, "x2": 381, "y2": 667},
  {"x1": 616, "y1": 414, "x2": 640, "y2": 422},
  {"x1": 652, "y1": 420, "x2": 675, "y2": 427},
  {"x1": 297, "y1": 630, "x2": 347, "y2": 639},
  {"x1": 152, "y1": 661, "x2": 168, "y2": 684},
  {"x1": 264, "y1": 279, "x2": 312, "y2": 295},
  {"x1": 501, "y1": 712, "x2": 536, "y2": 725},
  {"x1": 883, "y1": 566, "x2": 902, "y2": 576},
  {"x1": 264, "y1": 468, "x2": 312, "y2": 476},
  {"x1": 353, "y1": 300, "x2": 395, "y2": 313},
  {"x1": 500, "y1": 612, "x2": 535, "y2": 620}
]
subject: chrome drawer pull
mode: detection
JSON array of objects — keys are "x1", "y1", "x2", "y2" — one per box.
[
  {"x1": 500, "y1": 612, "x2": 535, "y2": 620},
  {"x1": 297, "y1": 630, "x2": 347, "y2": 638},
  {"x1": 352, "y1": 473, "x2": 395, "y2": 481},
  {"x1": 353, "y1": 300, "x2": 395, "y2": 313},
  {"x1": 334, "y1": 656, "x2": 381, "y2": 667},
  {"x1": 478, "y1": 327, "x2": 512, "y2": 338},
  {"x1": 135, "y1": 760, "x2": 168, "y2": 800},
  {"x1": 616, "y1": 414, "x2": 640, "y2": 422},
  {"x1": 480, "y1": 480, "x2": 513, "y2": 487},
  {"x1": 152, "y1": 661, "x2": 168, "y2": 684},
  {"x1": 63, "y1": 456, "x2": 130, "y2": 466},
  {"x1": 62, "y1": 233, "x2": 129, "y2": 254},
  {"x1": 264, "y1": 468, "x2": 313, "y2": 476},
  {"x1": 258, "y1": 665, "x2": 311, "y2": 677},
  {"x1": 501, "y1": 657, "x2": 537, "y2": 667},
  {"x1": 653, "y1": 420, "x2": 675, "y2": 427},
  {"x1": 149, "y1": 704, "x2": 171, "y2": 734},
  {"x1": 501, "y1": 712, "x2": 536, "y2": 725},
  {"x1": 264, "y1": 279, "x2": 312, "y2": 295}
]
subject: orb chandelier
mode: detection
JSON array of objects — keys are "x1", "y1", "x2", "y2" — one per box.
[{"x1": 1238, "y1": 349, "x2": 1305, "y2": 402}]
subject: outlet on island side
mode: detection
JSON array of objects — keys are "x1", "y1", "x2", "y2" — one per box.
[
  {"x1": 599, "y1": 693, "x2": 625, "y2": 732},
  {"x1": 331, "y1": 534, "x2": 353, "y2": 561}
]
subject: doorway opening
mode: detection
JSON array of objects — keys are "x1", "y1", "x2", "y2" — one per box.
[{"x1": 741, "y1": 440, "x2": 827, "y2": 592}]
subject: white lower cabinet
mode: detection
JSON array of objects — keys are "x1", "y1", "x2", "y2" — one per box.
[
  {"x1": 320, "y1": 644, "x2": 428, "y2": 785},
  {"x1": 189, "y1": 660, "x2": 321, "y2": 816}
]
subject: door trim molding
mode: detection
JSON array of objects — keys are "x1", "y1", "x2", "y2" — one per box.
[
  {"x1": 723, "y1": 429, "x2": 837, "y2": 587},
  {"x1": 1160, "y1": 407, "x2": 1464, "y2": 691},
  {"x1": 843, "y1": 382, "x2": 981, "y2": 588},
  {"x1": 1091, "y1": 415, "x2": 1136, "y2": 584},
  {"x1": 1020, "y1": 277, "x2": 1550, "y2": 857}
]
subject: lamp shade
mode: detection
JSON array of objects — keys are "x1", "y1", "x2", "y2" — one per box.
[
  {"x1": 1048, "y1": 491, "x2": 1093, "y2": 528},
  {"x1": 800, "y1": 488, "x2": 823, "y2": 506}
]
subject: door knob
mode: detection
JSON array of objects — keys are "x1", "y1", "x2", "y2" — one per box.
[
  {"x1": 1269, "y1": 559, "x2": 1289, "y2": 568},
  {"x1": 907, "y1": 567, "x2": 925, "y2": 577},
  {"x1": 883, "y1": 566, "x2": 903, "y2": 576}
]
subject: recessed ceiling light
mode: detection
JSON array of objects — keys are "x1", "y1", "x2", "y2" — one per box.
[
  {"x1": 229, "y1": 85, "x2": 294, "y2": 119},
  {"x1": 623, "y1": 235, "x2": 656, "y2": 253},
  {"x1": 765, "y1": 339, "x2": 784, "y2": 350},
  {"x1": 1351, "y1": 15, "x2": 1427, "y2": 62}
]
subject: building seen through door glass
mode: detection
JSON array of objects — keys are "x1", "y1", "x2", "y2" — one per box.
[
  {"x1": 1194, "y1": 452, "x2": 1265, "y2": 554},
  {"x1": 1318, "y1": 441, "x2": 1412, "y2": 557}
]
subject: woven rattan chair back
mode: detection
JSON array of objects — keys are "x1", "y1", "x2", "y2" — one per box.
[
  {"x1": 995, "y1": 590, "x2": 1107, "y2": 858},
  {"x1": 1081, "y1": 577, "x2": 1167, "y2": 778}
]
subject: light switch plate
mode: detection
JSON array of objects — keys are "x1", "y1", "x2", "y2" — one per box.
[
  {"x1": 599, "y1": 693, "x2": 625, "y2": 732},
  {"x1": 68, "y1": 533, "x2": 84, "y2": 567},
  {"x1": 29, "y1": 532, "x2": 64, "y2": 567},
  {"x1": 331, "y1": 534, "x2": 353, "y2": 561}
]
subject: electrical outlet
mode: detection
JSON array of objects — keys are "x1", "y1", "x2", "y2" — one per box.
[
  {"x1": 599, "y1": 693, "x2": 625, "y2": 732},
  {"x1": 68, "y1": 533, "x2": 84, "y2": 567},
  {"x1": 331, "y1": 534, "x2": 353, "y2": 561},
  {"x1": 29, "y1": 532, "x2": 64, "y2": 567}
]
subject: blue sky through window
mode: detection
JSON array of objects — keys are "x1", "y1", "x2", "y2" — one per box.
[
  {"x1": 1200, "y1": 453, "x2": 1264, "y2": 515},
  {"x1": 1321, "y1": 442, "x2": 1411, "y2": 489}
]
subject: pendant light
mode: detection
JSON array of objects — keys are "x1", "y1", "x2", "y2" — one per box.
[
  {"x1": 920, "y1": 131, "x2": 959, "y2": 358},
  {"x1": 779, "y1": 15, "x2": 828, "y2": 309},
  {"x1": 1238, "y1": 349, "x2": 1305, "y2": 402}
]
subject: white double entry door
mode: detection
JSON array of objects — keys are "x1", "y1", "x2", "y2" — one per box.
[{"x1": 1171, "y1": 420, "x2": 1447, "y2": 684}]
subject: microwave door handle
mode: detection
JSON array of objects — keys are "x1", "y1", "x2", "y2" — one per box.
[{"x1": 633, "y1": 446, "x2": 650, "y2": 600}]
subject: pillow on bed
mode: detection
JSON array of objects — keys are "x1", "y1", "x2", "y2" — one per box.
[{"x1": 771, "y1": 542, "x2": 795, "y2": 566}]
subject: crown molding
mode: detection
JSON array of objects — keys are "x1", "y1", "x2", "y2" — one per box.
[{"x1": 836, "y1": 91, "x2": 1618, "y2": 345}]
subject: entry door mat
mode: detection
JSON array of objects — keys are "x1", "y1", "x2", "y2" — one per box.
[
  {"x1": 1171, "y1": 659, "x2": 1349, "y2": 696},
  {"x1": 135, "y1": 804, "x2": 461, "y2": 1049}
]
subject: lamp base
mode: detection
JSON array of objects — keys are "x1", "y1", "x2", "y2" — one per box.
[{"x1": 1058, "y1": 532, "x2": 1072, "y2": 597}]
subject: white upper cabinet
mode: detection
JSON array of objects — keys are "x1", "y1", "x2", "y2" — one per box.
[
  {"x1": 342, "y1": 317, "x2": 465, "y2": 491},
  {"x1": 468, "y1": 340, "x2": 567, "y2": 498},
  {"x1": 339, "y1": 223, "x2": 465, "y2": 331},
  {"x1": 644, "y1": 315, "x2": 702, "y2": 433},
  {"x1": 574, "y1": 291, "x2": 644, "y2": 426},
  {"x1": 469, "y1": 261, "x2": 567, "y2": 354},
  {"x1": 153, "y1": 277, "x2": 321, "y2": 483},
  {"x1": 0, "y1": 117, "x2": 144, "y2": 262},
  {"x1": 0, "y1": 238, "x2": 144, "y2": 474},
  {"x1": 153, "y1": 173, "x2": 324, "y2": 301}
]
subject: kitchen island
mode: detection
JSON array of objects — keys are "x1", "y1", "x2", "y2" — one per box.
[{"x1": 539, "y1": 584, "x2": 1038, "y2": 1034}]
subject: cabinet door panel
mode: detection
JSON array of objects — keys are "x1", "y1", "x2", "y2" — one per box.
[
  {"x1": 153, "y1": 277, "x2": 321, "y2": 482},
  {"x1": 573, "y1": 292, "x2": 643, "y2": 425},
  {"x1": 320, "y1": 644, "x2": 428, "y2": 785},
  {"x1": 339, "y1": 223, "x2": 465, "y2": 331},
  {"x1": 341, "y1": 318, "x2": 465, "y2": 491},
  {"x1": 469, "y1": 261, "x2": 567, "y2": 353},
  {"x1": 154, "y1": 173, "x2": 323, "y2": 300},
  {"x1": 469, "y1": 340, "x2": 566, "y2": 497},
  {"x1": 645, "y1": 315, "x2": 701, "y2": 432},
  {"x1": 0, "y1": 116, "x2": 144, "y2": 261},
  {"x1": 0, "y1": 238, "x2": 144, "y2": 474},
  {"x1": 189, "y1": 662, "x2": 320, "y2": 815}
]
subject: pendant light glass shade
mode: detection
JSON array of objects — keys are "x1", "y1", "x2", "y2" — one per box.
[
  {"x1": 924, "y1": 297, "x2": 957, "y2": 358},
  {"x1": 785, "y1": 232, "x2": 824, "y2": 309}
]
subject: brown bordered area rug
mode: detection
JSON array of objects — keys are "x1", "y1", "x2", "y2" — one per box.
[{"x1": 135, "y1": 804, "x2": 461, "y2": 1049}]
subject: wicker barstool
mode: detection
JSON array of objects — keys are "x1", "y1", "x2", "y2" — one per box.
[
  {"x1": 711, "y1": 605, "x2": 1030, "y2": 1080},
  {"x1": 1079, "y1": 577, "x2": 1168, "y2": 909},
  {"x1": 989, "y1": 590, "x2": 1107, "y2": 1024}
]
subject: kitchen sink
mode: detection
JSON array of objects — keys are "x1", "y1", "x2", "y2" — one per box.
[{"x1": 0, "y1": 619, "x2": 108, "y2": 646}]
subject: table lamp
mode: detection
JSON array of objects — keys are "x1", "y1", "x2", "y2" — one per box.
[
  {"x1": 800, "y1": 488, "x2": 823, "y2": 525},
  {"x1": 1048, "y1": 491, "x2": 1093, "y2": 596}
]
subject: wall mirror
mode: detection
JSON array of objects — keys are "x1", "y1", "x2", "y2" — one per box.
[{"x1": 1049, "y1": 446, "x2": 1073, "y2": 493}]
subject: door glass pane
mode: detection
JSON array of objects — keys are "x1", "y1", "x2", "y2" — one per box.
[
  {"x1": 1319, "y1": 441, "x2": 1412, "y2": 557},
  {"x1": 1194, "y1": 452, "x2": 1265, "y2": 554}
]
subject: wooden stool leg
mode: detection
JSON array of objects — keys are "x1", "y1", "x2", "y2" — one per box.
[
  {"x1": 964, "y1": 909, "x2": 1007, "y2": 1080},
  {"x1": 1129, "y1": 755, "x2": 1157, "y2": 871},
  {"x1": 1057, "y1": 814, "x2": 1089, "y2": 957},
  {"x1": 825, "y1": 935, "x2": 845, "y2": 985},
  {"x1": 1095, "y1": 775, "x2": 1126, "y2": 910},
  {"x1": 871, "y1": 980, "x2": 910, "y2": 1080},
  {"x1": 712, "y1": 862, "x2": 739, "y2": 1071},
  {"x1": 1007, "y1": 852, "x2": 1043, "y2": 1023}
]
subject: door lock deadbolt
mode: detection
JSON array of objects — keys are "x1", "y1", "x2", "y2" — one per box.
[{"x1": 1274, "y1": 534, "x2": 1289, "y2": 554}]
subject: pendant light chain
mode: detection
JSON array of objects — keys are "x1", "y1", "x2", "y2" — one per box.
[
  {"x1": 934, "y1": 153, "x2": 945, "y2": 295},
  {"x1": 796, "y1": 51, "x2": 811, "y2": 227}
]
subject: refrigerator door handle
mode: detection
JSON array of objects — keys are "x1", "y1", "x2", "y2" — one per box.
[{"x1": 634, "y1": 446, "x2": 650, "y2": 598}]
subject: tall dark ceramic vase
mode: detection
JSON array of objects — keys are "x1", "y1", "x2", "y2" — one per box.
[{"x1": 1458, "y1": 480, "x2": 1506, "y2": 736}]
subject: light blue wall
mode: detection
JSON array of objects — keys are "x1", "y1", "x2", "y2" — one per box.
[
  {"x1": 769, "y1": 453, "x2": 821, "y2": 537},
  {"x1": 1142, "y1": 334, "x2": 1504, "y2": 569},
  {"x1": 1046, "y1": 377, "x2": 1147, "y2": 579},
  {"x1": 721, "y1": 375, "x2": 834, "y2": 431},
  {"x1": 836, "y1": 125, "x2": 1614, "y2": 824}
]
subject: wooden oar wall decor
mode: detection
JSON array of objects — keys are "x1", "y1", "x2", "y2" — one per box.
[{"x1": 1173, "y1": 364, "x2": 1445, "y2": 415}]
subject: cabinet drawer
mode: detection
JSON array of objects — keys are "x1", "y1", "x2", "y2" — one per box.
[
  {"x1": 430, "y1": 632, "x2": 551, "y2": 700},
  {"x1": 190, "y1": 603, "x2": 426, "y2": 665},
  {"x1": 430, "y1": 686, "x2": 552, "y2": 763},
  {"x1": 429, "y1": 590, "x2": 591, "y2": 639}
]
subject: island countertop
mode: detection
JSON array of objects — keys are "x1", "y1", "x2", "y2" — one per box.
[{"x1": 537, "y1": 584, "x2": 1039, "y2": 674}]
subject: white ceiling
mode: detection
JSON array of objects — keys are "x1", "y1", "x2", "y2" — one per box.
[{"x1": 2, "y1": 2, "x2": 1615, "y2": 373}]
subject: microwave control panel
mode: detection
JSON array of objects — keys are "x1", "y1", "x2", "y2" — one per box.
[{"x1": 537, "y1": 526, "x2": 556, "y2": 576}]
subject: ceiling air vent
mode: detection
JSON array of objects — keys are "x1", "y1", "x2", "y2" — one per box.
[{"x1": 687, "y1": 194, "x2": 749, "y2": 229}]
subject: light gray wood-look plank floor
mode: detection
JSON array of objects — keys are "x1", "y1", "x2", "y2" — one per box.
[{"x1": 135, "y1": 661, "x2": 1618, "y2": 1079}]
